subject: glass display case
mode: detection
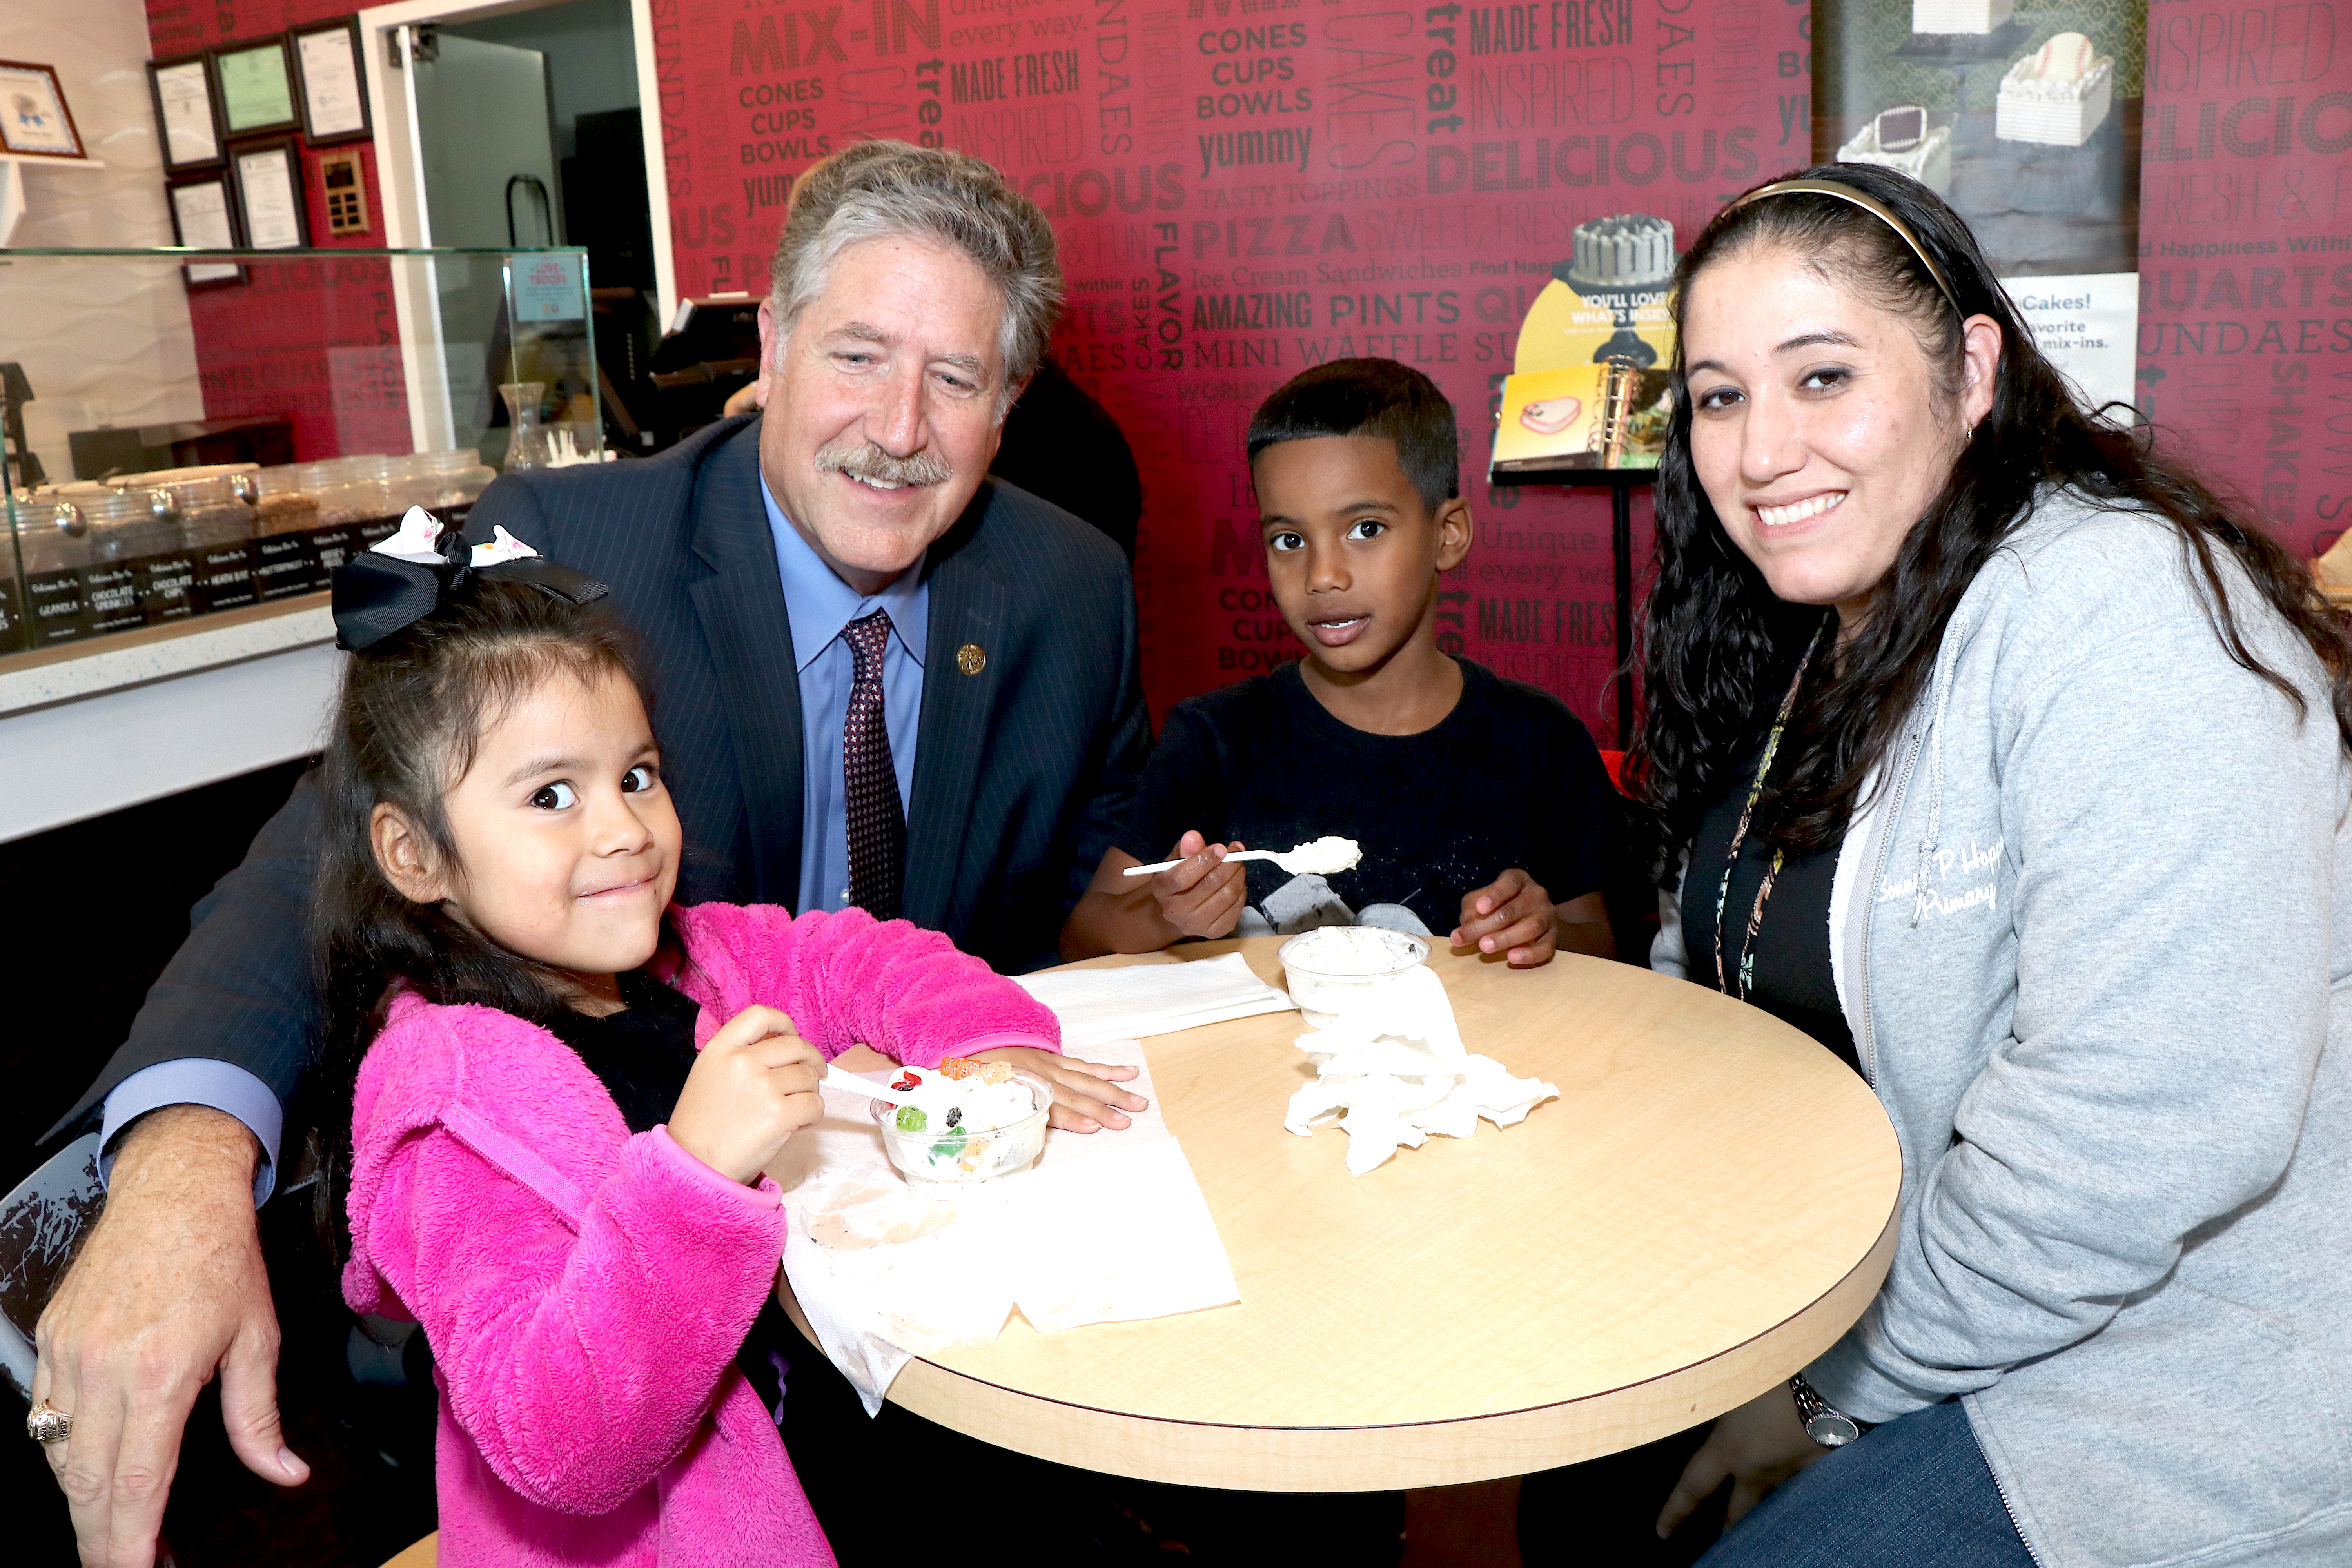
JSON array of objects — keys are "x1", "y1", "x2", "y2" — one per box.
[{"x1": 0, "y1": 245, "x2": 599, "y2": 655}]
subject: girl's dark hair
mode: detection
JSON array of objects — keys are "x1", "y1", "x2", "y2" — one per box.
[
  {"x1": 1626, "y1": 162, "x2": 2352, "y2": 878},
  {"x1": 304, "y1": 576, "x2": 657, "y2": 1263}
]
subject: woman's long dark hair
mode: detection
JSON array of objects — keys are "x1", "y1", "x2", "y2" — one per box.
[
  {"x1": 1626, "y1": 162, "x2": 2352, "y2": 879},
  {"x1": 303, "y1": 578, "x2": 659, "y2": 1265}
]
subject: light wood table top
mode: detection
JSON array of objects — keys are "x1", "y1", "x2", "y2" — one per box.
[{"x1": 866, "y1": 938, "x2": 1900, "y2": 1492}]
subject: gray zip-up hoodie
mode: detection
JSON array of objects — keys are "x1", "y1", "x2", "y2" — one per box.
[{"x1": 1656, "y1": 489, "x2": 2352, "y2": 1567}]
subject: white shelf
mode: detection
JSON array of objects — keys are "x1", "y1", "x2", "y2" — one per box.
[
  {"x1": 0, "y1": 598, "x2": 341, "y2": 843},
  {"x1": 0, "y1": 599, "x2": 332, "y2": 718}
]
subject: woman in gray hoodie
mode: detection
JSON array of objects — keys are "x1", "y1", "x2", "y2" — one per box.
[{"x1": 1631, "y1": 164, "x2": 2352, "y2": 1568}]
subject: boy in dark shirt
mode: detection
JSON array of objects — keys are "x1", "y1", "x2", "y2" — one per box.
[{"x1": 1061, "y1": 358, "x2": 1617, "y2": 964}]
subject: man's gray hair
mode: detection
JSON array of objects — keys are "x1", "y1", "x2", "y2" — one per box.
[{"x1": 768, "y1": 141, "x2": 1063, "y2": 394}]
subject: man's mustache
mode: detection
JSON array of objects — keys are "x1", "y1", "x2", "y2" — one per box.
[{"x1": 813, "y1": 439, "x2": 953, "y2": 488}]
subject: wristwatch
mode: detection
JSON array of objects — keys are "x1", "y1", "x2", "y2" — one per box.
[{"x1": 1789, "y1": 1374, "x2": 1871, "y2": 1448}]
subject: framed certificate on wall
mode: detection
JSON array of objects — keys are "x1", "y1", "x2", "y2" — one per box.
[
  {"x1": 147, "y1": 54, "x2": 222, "y2": 170},
  {"x1": 292, "y1": 21, "x2": 370, "y2": 144},
  {"x1": 229, "y1": 139, "x2": 309, "y2": 250},
  {"x1": 0, "y1": 60, "x2": 85, "y2": 158},
  {"x1": 211, "y1": 36, "x2": 300, "y2": 140},
  {"x1": 167, "y1": 172, "x2": 244, "y2": 288}
]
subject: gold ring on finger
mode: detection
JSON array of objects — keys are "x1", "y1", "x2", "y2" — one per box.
[{"x1": 26, "y1": 1401, "x2": 71, "y2": 1445}]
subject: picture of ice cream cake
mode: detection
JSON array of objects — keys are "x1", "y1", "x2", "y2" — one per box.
[
  {"x1": 1994, "y1": 31, "x2": 2112, "y2": 148},
  {"x1": 1550, "y1": 213, "x2": 1678, "y2": 367},
  {"x1": 1564, "y1": 213, "x2": 1675, "y2": 292},
  {"x1": 1837, "y1": 105, "x2": 1953, "y2": 196}
]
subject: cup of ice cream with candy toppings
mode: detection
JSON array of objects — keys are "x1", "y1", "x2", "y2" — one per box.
[{"x1": 870, "y1": 1058, "x2": 1055, "y2": 1187}]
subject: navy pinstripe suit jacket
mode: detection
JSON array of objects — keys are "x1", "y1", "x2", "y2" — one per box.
[{"x1": 56, "y1": 415, "x2": 1150, "y2": 1132}]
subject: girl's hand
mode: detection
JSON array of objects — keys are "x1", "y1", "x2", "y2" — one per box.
[
  {"x1": 968, "y1": 1045, "x2": 1147, "y2": 1133},
  {"x1": 668, "y1": 1006, "x2": 824, "y2": 1183},
  {"x1": 1151, "y1": 831, "x2": 1249, "y2": 939},
  {"x1": 1655, "y1": 1383, "x2": 1828, "y2": 1539}
]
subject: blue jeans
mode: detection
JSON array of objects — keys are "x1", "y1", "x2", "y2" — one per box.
[{"x1": 1696, "y1": 1399, "x2": 2038, "y2": 1568}]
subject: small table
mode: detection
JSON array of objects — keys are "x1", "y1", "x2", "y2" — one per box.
[{"x1": 852, "y1": 939, "x2": 1900, "y2": 1492}]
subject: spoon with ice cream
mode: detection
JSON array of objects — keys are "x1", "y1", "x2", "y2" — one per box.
[{"x1": 1123, "y1": 835, "x2": 1362, "y2": 877}]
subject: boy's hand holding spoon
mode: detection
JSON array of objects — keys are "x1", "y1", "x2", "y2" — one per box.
[{"x1": 1142, "y1": 829, "x2": 1252, "y2": 939}]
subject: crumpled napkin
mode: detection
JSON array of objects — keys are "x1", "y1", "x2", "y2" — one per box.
[{"x1": 1282, "y1": 965, "x2": 1559, "y2": 1175}]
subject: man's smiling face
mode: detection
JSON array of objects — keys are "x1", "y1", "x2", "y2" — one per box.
[{"x1": 757, "y1": 234, "x2": 1014, "y2": 594}]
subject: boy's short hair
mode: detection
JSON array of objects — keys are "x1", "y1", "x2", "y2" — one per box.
[{"x1": 1245, "y1": 358, "x2": 1459, "y2": 510}]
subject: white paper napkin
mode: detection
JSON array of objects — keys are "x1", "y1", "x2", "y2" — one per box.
[
  {"x1": 983, "y1": 1138, "x2": 1238, "y2": 1334},
  {"x1": 779, "y1": 1037, "x2": 1238, "y2": 1413},
  {"x1": 1014, "y1": 951, "x2": 1296, "y2": 1048},
  {"x1": 1283, "y1": 965, "x2": 1559, "y2": 1175}
]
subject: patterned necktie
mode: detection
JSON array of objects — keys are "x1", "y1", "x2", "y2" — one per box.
[{"x1": 841, "y1": 609, "x2": 906, "y2": 920}]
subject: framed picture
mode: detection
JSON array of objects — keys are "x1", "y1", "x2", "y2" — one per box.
[
  {"x1": 292, "y1": 20, "x2": 370, "y2": 144},
  {"x1": 147, "y1": 54, "x2": 222, "y2": 170},
  {"x1": 210, "y1": 36, "x2": 299, "y2": 140},
  {"x1": 317, "y1": 147, "x2": 371, "y2": 235},
  {"x1": 167, "y1": 172, "x2": 244, "y2": 288},
  {"x1": 0, "y1": 61, "x2": 85, "y2": 158},
  {"x1": 228, "y1": 138, "x2": 309, "y2": 250}
]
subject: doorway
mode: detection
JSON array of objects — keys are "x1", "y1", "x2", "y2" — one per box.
[
  {"x1": 436, "y1": 0, "x2": 661, "y2": 456},
  {"x1": 361, "y1": 0, "x2": 670, "y2": 458}
]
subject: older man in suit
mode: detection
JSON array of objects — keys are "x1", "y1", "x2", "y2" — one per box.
[{"x1": 32, "y1": 141, "x2": 1150, "y2": 1566}]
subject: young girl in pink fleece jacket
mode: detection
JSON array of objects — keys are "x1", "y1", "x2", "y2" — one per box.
[{"x1": 312, "y1": 520, "x2": 1130, "y2": 1566}]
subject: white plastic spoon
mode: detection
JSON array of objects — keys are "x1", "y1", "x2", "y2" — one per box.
[
  {"x1": 1124, "y1": 835, "x2": 1362, "y2": 877},
  {"x1": 822, "y1": 1065, "x2": 917, "y2": 1107}
]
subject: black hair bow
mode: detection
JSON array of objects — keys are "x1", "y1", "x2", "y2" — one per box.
[{"x1": 331, "y1": 520, "x2": 611, "y2": 652}]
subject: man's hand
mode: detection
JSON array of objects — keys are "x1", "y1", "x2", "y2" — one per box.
[
  {"x1": 33, "y1": 1104, "x2": 308, "y2": 1567},
  {"x1": 1149, "y1": 831, "x2": 1249, "y2": 940},
  {"x1": 968, "y1": 1045, "x2": 1147, "y2": 1132},
  {"x1": 1655, "y1": 1382, "x2": 1826, "y2": 1539}
]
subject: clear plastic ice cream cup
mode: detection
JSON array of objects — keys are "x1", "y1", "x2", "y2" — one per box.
[
  {"x1": 870, "y1": 1064, "x2": 1055, "y2": 1187},
  {"x1": 1279, "y1": 926, "x2": 1433, "y2": 1027}
]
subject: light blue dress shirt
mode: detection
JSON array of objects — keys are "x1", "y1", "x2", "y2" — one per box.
[
  {"x1": 99, "y1": 1060, "x2": 283, "y2": 1206},
  {"x1": 760, "y1": 478, "x2": 929, "y2": 915},
  {"x1": 96, "y1": 468, "x2": 932, "y2": 1205}
]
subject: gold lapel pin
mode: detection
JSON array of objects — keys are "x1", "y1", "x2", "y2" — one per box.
[{"x1": 956, "y1": 642, "x2": 987, "y2": 676}]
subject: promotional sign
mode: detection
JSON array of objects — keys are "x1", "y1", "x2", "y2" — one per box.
[
  {"x1": 1493, "y1": 359, "x2": 1673, "y2": 472},
  {"x1": 1815, "y1": 0, "x2": 2145, "y2": 414},
  {"x1": 1494, "y1": 210, "x2": 1679, "y2": 473},
  {"x1": 512, "y1": 252, "x2": 588, "y2": 321},
  {"x1": 657, "y1": 0, "x2": 1814, "y2": 731},
  {"x1": 1513, "y1": 209, "x2": 1680, "y2": 374}
]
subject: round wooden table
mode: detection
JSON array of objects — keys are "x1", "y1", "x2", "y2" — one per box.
[{"x1": 870, "y1": 938, "x2": 1900, "y2": 1491}]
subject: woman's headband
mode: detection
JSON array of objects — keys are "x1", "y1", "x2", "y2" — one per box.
[
  {"x1": 331, "y1": 508, "x2": 610, "y2": 652},
  {"x1": 1720, "y1": 176, "x2": 1963, "y2": 318}
]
